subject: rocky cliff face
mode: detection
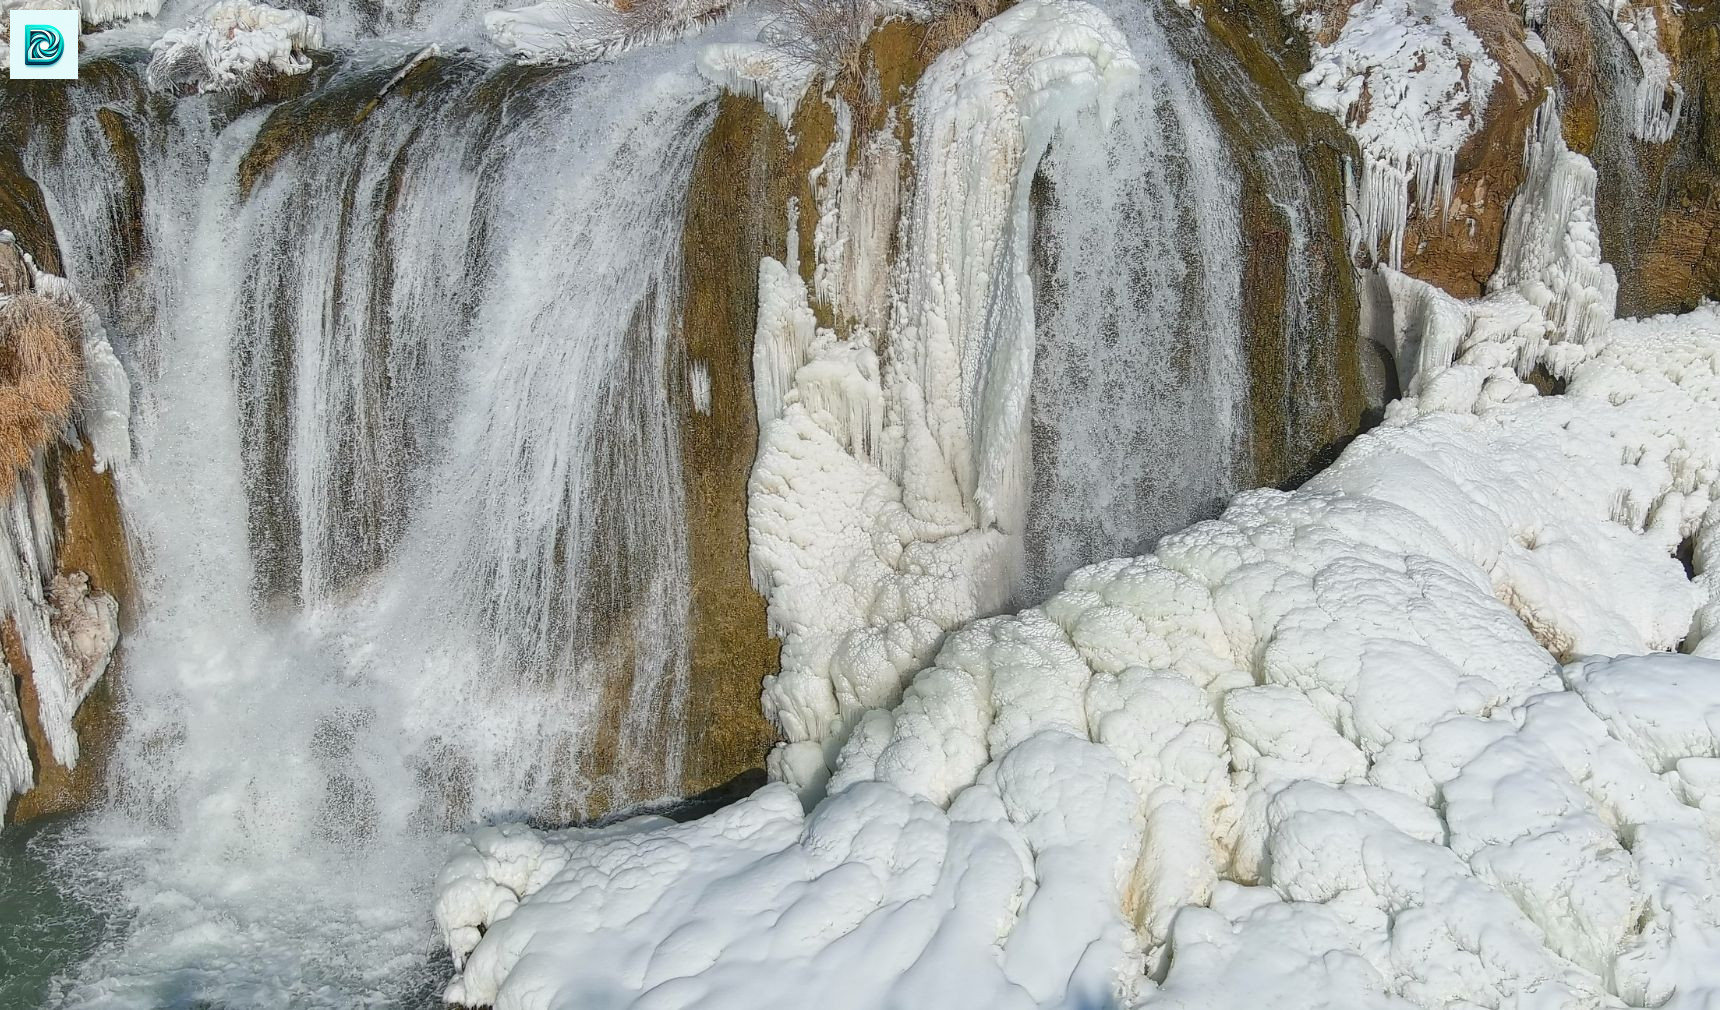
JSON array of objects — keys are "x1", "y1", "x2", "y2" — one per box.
[{"x1": 4, "y1": 0, "x2": 1718, "y2": 828}]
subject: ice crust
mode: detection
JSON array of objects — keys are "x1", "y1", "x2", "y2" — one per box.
[{"x1": 434, "y1": 18, "x2": 1720, "y2": 1005}]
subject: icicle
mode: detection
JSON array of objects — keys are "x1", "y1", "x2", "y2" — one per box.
[
  {"x1": 752, "y1": 256, "x2": 818, "y2": 428},
  {"x1": 697, "y1": 42, "x2": 820, "y2": 129},
  {"x1": 812, "y1": 103, "x2": 902, "y2": 335},
  {"x1": 793, "y1": 330, "x2": 884, "y2": 465},
  {"x1": 1489, "y1": 95, "x2": 1618, "y2": 375},
  {"x1": 1604, "y1": 0, "x2": 1683, "y2": 143}
]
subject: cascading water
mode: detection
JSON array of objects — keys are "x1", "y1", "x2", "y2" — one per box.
[
  {"x1": 1021, "y1": 0, "x2": 1249, "y2": 599},
  {"x1": 1020, "y1": 0, "x2": 1355, "y2": 602},
  {"x1": 14, "y1": 42, "x2": 720, "y2": 1006}
]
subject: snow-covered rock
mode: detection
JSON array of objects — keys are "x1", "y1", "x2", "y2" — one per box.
[
  {"x1": 486, "y1": 0, "x2": 730, "y2": 65},
  {"x1": 0, "y1": 260, "x2": 128, "y2": 816},
  {"x1": 146, "y1": 0, "x2": 322, "y2": 95},
  {"x1": 1290, "y1": 0, "x2": 1500, "y2": 267}
]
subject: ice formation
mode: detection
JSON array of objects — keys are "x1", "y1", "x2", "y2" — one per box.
[
  {"x1": 434, "y1": 25, "x2": 1720, "y2": 1006},
  {"x1": 146, "y1": 1, "x2": 324, "y2": 96},
  {"x1": 436, "y1": 284, "x2": 1720, "y2": 1005},
  {"x1": 0, "y1": 258, "x2": 128, "y2": 814},
  {"x1": 1372, "y1": 101, "x2": 1617, "y2": 400},
  {"x1": 744, "y1": 0, "x2": 1138, "y2": 799},
  {"x1": 1291, "y1": 0, "x2": 1499, "y2": 266},
  {"x1": 485, "y1": 0, "x2": 730, "y2": 65},
  {"x1": 697, "y1": 37, "x2": 824, "y2": 128},
  {"x1": 1603, "y1": 0, "x2": 1683, "y2": 142}
]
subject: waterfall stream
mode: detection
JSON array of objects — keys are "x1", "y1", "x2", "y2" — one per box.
[
  {"x1": 1022, "y1": 0, "x2": 1348, "y2": 600},
  {"x1": 17, "y1": 47, "x2": 719, "y2": 1007},
  {"x1": 1024, "y1": 0, "x2": 1249, "y2": 599}
]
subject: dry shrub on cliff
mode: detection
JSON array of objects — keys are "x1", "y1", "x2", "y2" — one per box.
[
  {"x1": 0, "y1": 293, "x2": 83, "y2": 474},
  {"x1": 762, "y1": 0, "x2": 876, "y2": 84}
]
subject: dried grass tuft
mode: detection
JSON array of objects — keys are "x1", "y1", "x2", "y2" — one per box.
[{"x1": 0, "y1": 293, "x2": 84, "y2": 475}]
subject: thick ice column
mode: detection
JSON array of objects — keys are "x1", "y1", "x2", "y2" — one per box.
[{"x1": 885, "y1": 0, "x2": 1138, "y2": 533}]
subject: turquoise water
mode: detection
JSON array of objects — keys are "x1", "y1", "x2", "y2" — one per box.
[{"x1": 0, "y1": 818, "x2": 121, "y2": 1009}]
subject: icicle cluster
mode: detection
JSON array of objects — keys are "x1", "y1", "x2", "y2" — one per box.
[
  {"x1": 1488, "y1": 97, "x2": 1618, "y2": 366},
  {"x1": 742, "y1": 0, "x2": 1139, "y2": 800},
  {"x1": 1606, "y1": 0, "x2": 1684, "y2": 142},
  {"x1": 1293, "y1": 0, "x2": 1499, "y2": 266}
]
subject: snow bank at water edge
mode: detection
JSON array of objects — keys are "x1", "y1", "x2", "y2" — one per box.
[{"x1": 434, "y1": 294, "x2": 1720, "y2": 1010}]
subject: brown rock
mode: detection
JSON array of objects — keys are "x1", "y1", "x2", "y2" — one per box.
[{"x1": 1399, "y1": 0, "x2": 1555, "y2": 298}]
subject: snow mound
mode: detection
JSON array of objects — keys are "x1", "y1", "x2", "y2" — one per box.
[{"x1": 146, "y1": 1, "x2": 323, "y2": 95}]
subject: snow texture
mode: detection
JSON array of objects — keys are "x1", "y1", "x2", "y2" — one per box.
[
  {"x1": 744, "y1": 0, "x2": 1139, "y2": 800},
  {"x1": 1291, "y1": 0, "x2": 1500, "y2": 266},
  {"x1": 434, "y1": 23, "x2": 1720, "y2": 1007},
  {"x1": 146, "y1": 1, "x2": 323, "y2": 95},
  {"x1": 436, "y1": 291, "x2": 1720, "y2": 1010}
]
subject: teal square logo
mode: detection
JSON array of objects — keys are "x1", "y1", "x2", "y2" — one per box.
[{"x1": 8, "y1": 9, "x2": 79, "y2": 80}]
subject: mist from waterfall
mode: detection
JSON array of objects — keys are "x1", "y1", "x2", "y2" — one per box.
[{"x1": 20, "y1": 48, "x2": 717, "y2": 1006}]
